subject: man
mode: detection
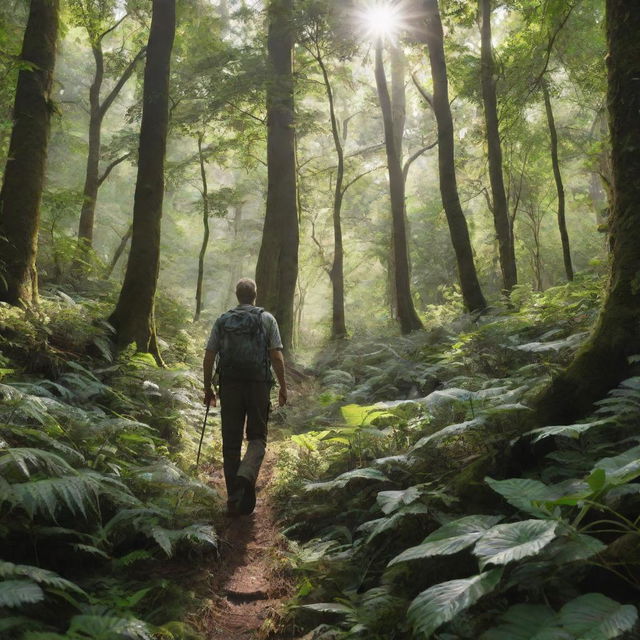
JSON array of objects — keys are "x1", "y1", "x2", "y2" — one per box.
[{"x1": 203, "y1": 277, "x2": 287, "y2": 516}]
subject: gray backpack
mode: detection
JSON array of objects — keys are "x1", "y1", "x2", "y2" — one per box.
[{"x1": 216, "y1": 307, "x2": 271, "y2": 382}]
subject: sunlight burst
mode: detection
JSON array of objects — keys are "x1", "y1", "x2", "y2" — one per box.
[{"x1": 357, "y1": 1, "x2": 405, "y2": 42}]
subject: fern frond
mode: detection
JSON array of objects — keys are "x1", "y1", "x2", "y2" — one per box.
[
  {"x1": 0, "y1": 448, "x2": 75, "y2": 479},
  {"x1": 0, "y1": 580, "x2": 44, "y2": 608},
  {"x1": 0, "y1": 560, "x2": 85, "y2": 594}
]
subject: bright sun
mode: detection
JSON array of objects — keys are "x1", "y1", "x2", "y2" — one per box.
[{"x1": 358, "y1": 2, "x2": 404, "y2": 42}]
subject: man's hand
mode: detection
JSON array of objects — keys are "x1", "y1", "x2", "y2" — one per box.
[
  {"x1": 278, "y1": 386, "x2": 287, "y2": 407},
  {"x1": 204, "y1": 387, "x2": 217, "y2": 407}
]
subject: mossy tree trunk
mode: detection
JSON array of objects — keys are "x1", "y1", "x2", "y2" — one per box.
[
  {"x1": 108, "y1": 0, "x2": 175, "y2": 363},
  {"x1": 535, "y1": 0, "x2": 640, "y2": 423},
  {"x1": 0, "y1": 0, "x2": 59, "y2": 306},
  {"x1": 375, "y1": 41, "x2": 423, "y2": 335},
  {"x1": 423, "y1": 0, "x2": 487, "y2": 313},
  {"x1": 255, "y1": 0, "x2": 299, "y2": 354},
  {"x1": 479, "y1": 0, "x2": 517, "y2": 295}
]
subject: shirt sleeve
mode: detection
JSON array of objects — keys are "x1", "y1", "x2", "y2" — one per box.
[
  {"x1": 263, "y1": 313, "x2": 283, "y2": 350},
  {"x1": 205, "y1": 320, "x2": 220, "y2": 352}
]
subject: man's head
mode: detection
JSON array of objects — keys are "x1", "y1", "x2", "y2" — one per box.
[{"x1": 235, "y1": 278, "x2": 257, "y2": 305}]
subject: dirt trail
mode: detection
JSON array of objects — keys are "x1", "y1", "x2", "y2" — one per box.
[{"x1": 195, "y1": 450, "x2": 292, "y2": 640}]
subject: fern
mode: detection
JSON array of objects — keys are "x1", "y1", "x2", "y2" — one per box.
[
  {"x1": 0, "y1": 447, "x2": 75, "y2": 479},
  {"x1": 0, "y1": 561, "x2": 85, "y2": 594},
  {"x1": 0, "y1": 580, "x2": 45, "y2": 608}
]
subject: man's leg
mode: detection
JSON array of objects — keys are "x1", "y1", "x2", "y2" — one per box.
[
  {"x1": 219, "y1": 381, "x2": 246, "y2": 496},
  {"x1": 236, "y1": 381, "x2": 271, "y2": 486}
]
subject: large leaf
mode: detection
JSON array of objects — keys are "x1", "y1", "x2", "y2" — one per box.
[
  {"x1": 526, "y1": 420, "x2": 611, "y2": 443},
  {"x1": 305, "y1": 468, "x2": 391, "y2": 493},
  {"x1": 474, "y1": 520, "x2": 558, "y2": 568},
  {"x1": 0, "y1": 561, "x2": 85, "y2": 594},
  {"x1": 592, "y1": 445, "x2": 640, "y2": 486},
  {"x1": 559, "y1": 593, "x2": 638, "y2": 639},
  {"x1": 376, "y1": 486, "x2": 423, "y2": 515},
  {"x1": 481, "y1": 604, "x2": 569, "y2": 640},
  {"x1": 388, "y1": 515, "x2": 502, "y2": 567},
  {"x1": 485, "y1": 477, "x2": 588, "y2": 516},
  {"x1": 407, "y1": 569, "x2": 503, "y2": 639},
  {"x1": 410, "y1": 418, "x2": 486, "y2": 454},
  {"x1": 0, "y1": 580, "x2": 45, "y2": 608},
  {"x1": 0, "y1": 448, "x2": 75, "y2": 479},
  {"x1": 68, "y1": 614, "x2": 153, "y2": 640},
  {"x1": 363, "y1": 503, "x2": 430, "y2": 546}
]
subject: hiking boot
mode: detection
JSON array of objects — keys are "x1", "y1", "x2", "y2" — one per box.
[
  {"x1": 227, "y1": 478, "x2": 246, "y2": 516},
  {"x1": 236, "y1": 476, "x2": 256, "y2": 515}
]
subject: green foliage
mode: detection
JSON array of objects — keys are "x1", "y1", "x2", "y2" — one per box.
[{"x1": 0, "y1": 298, "x2": 219, "y2": 638}]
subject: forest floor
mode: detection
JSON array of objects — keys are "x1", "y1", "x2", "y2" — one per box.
[{"x1": 191, "y1": 448, "x2": 295, "y2": 640}]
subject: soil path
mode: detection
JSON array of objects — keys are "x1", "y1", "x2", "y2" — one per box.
[{"x1": 195, "y1": 450, "x2": 292, "y2": 640}]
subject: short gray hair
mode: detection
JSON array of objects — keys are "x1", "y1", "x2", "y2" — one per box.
[{"x1": 235, "y1": 278, "x2": 257, "y2": 304}]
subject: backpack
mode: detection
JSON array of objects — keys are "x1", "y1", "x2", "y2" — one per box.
[{"x1": 216, "y1": 307, "x2": 271, "y2": 382}]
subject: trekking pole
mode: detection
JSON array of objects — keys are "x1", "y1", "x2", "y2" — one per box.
[{"x1": 196, "y1": 403, "x2": 210, "y2": 470}]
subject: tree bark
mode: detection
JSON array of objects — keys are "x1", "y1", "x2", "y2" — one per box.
[
  {"x1": 0, "y1": 0, "x2": 59, "y2": 306},
  {"x1": 422, "y1": 0, "x2": 487, "y2": 312},
  {"x1": 316, "y1": 52, "x2": 347, "y2": 340},
  {"x1": 374, "y1": 41, "x2": 423, "y2": 334},
  {"x1": 535, "y1": 0, "x2": 640, "y2": 423},
  {"x1": 255, "y1": 0, "x2": 299, "y2": 354},
  {"x1": 108, "y1": 0, "x2": 175, "y2": 362},
  {"x1": 542, "y1": 81, "x2": 573, "y2": 282},
  {"x1": 479, "y1": 0, "x2": 517, "y2": 294},
  {"x1": 225, "y1": 203, "x2": 244, "y2": 309},
  {"x1": 194, "y1": 133, "x2": 209, "y2": 321}
]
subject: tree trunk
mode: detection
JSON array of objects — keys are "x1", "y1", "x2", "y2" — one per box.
[
  {"x1": 108, "y1": 0, "x2": 175, "y2": 363},
  {"x1": 316, "y1": 54, "x2": 347, "y2": 340},
  {"x1": 542, "y1": 81, "x2": 573, "y2": 282},
  {"x1": 423, "y1": 0, "x2": 487, "y2": 312},
  {"x1": 374, "y1": 41, "x2": 423, "y2": 335},
  {"x1": 0, "y1": 0, "x2": 59, "y2": 306},
  {"x1": 105, "y1": 223, "x2": 133, "y2": 278},
  {"x1": 75, "y1": 43, "x2": 145, "y2": 268},
  {"x1": 194, "y1": 133, "x2": 209, "y2": 321},
  {"x1": 255, "y1": 0, "x2": 299, "y2": 354},
  {"x1": 76, "y1": 44, "x2": 104, "y2": 258},
  {"x1": 479, "y1": 0, "x2": 517, "y2": 294},
  {"x1": 535, "y1": 0, "x2": 640, "y2": 423}
]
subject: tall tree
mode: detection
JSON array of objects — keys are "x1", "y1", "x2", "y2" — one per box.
[
  {"x1": 536, "y1": 0, "x2": 640, "y2": 422},
  {"x1": 194, "y1": 132, "x2": 210, "y2": 321},
  {"x1": 0, "y1": 0, "x2": 59, "y2": 306},
  {"x1": 109, "y1": 0, "x2": 175, "y2": 360},
  {"x1": 255, "y1": 0, "x2": 299, "y2": 353},
  {"x1": 479, "y1": 0, "x2": 517, "y2": 294},
  {"x1": 374, "y1": 40, "x2": 423, "y2": 334},
  {"x1": 70, "y1": 0, "x2": 145, "y2": 265},
  {"x1": 542, "y1": 80, "x2": 573, "y2": 282},
  {"x1": 421, "y1": 0, "x2": 486, "y2": 312}
]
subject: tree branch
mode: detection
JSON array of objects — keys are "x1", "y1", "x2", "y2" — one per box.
[
  {"x1": 98, "y1": 14, "x2": 128, "y2": 43},
  {"x1": 341, "y1": 165, "x2": 385, "y2": 194},
  {"x1": 98, "y1": 152, "x2": 132, "y2": 186},
  {"x1": 411, "y1": 72, "x2": 434, "y2": 110},
  {"x1": 99, "y1": 46, "x2": 146, "y2": 118},
  {"x1": 403, "y1": 140, "x2": 437, "y2": 182}
]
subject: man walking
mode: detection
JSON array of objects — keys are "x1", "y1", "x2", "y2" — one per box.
[{"x1": 203, "y1": 278, "x2": 287, "y2": 515}]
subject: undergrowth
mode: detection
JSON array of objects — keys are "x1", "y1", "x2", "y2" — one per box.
[
  {"x1": 0, "y1": 290, "x2": 221, "y2": 639},
  {"x1": 273, "y1": 275, "x2": 640, "y2": 640}
]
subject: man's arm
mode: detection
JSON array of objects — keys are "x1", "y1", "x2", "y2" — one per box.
[
  {"x1": 203, "y1": 349, "x2": 217, "y2": 406},
  {"x1": 269, "y1": 348, "x2": 287, "y2": 406}
]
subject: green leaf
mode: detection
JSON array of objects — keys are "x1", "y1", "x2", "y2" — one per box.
[
  {"x1": 305, "y1": 467, "x2": 390, "y2": 493},
  {"x1": 481, "y1": 604, "x2": 568, "y2": 640},
  {"x1": 302, "y1": 602, "x2": 353, "y2": 616},
  {"x1": 341, "y1": 404, "x2": 393, "y2": 426},
  {"x1": 474, "y1": 520, "x2": 558, "y2": 568},
  {"x1": 547, "y1": 533, "x2": 606, "y2": 564},
  {"x1": 587, "y1": 468, "x2": 607, "y2": 493},
  {"x1": 407, "y1": 569, "x2": 503, "y2": 639},
  {"x1": 377, "y1": 486, "x2": 423, "y2": 514},
  {"x1": 388, "y1": 515, "x2": 503, "y2": 566},
  {"x1": 0, "y1": 580, "x2": 45, "y2": 608},
  {"x1": 592, "y1": 445, "x2": 640, "y2": 486},
  {"x1": 68, "y1": 614, "x2": 153, "y2": 640},
  {"x1": 485, "y1": 477, "x2": 588, "y2": 516},
  {"x1": 559, "y1": 593, "x2": 638, "y2": 639},
  {"x1": 526, "y1": 420, "x2": 610, "y2": 443},
  {"x1": 0, "y1": 561, "x2": 85, "y2": 594}
]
